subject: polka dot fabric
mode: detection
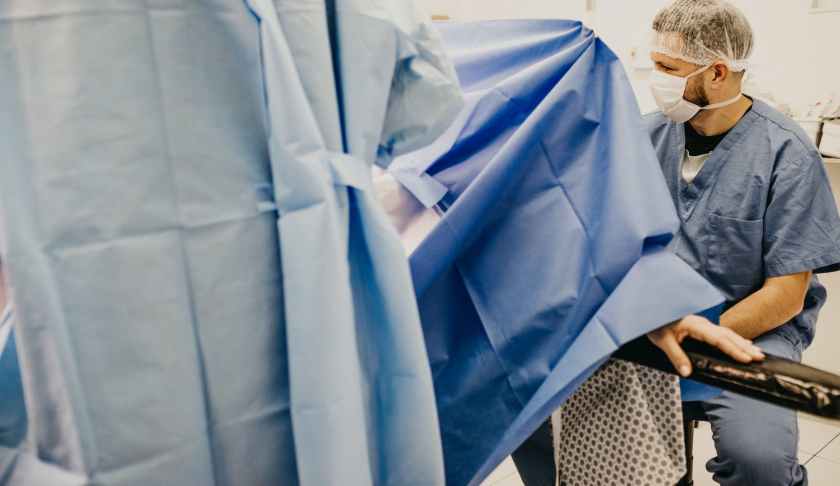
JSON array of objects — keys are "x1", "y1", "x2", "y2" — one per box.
[{"x1": 552, "y1": 359, "x2": 686, "y2": 486}]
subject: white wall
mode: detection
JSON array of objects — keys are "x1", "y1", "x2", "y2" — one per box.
[
  {"x1": 422, "y1": 0, "x2": 589, "y2": 22},
  {"x1": 806, "y1": 164, "x2": 840, "y2": 373},
  {"x1": 421, "y1": 0, "x2": 840, "y2": 114}
]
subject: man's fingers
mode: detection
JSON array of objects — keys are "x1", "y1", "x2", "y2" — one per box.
[
  {"x1": 656, "y1": 332, "x2": 693, "y2": 377},
  {"x1": 731, "y1": 333, "x2": 765, "y2": 359},
  {"x1": 649, "y1": 317, "x2": 766, "y2": 379},
  {"x1": 684, "y1": 323, "x2": 764, "y2": 363},
  {"x1": 734, "y1": 336, "x2": 765, "y2": 360}
]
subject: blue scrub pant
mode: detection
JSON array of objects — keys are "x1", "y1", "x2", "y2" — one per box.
[
  {"x1": 512, "y1": 419, "x2": 555, "y2": 486},
  {"x1": 690, "y1": 331, "x2": 808, "y2": 486}
]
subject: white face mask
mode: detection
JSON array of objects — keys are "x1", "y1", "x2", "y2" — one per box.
[{"x1": 650, "y1": 65, "x2": 743, "y2": 123}]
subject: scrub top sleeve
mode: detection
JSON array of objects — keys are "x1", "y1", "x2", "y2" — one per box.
[{"x1": 764, "y1": 155, "x2": 840, "y2": 277}]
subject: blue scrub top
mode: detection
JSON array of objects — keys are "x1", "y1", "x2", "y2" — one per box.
[{"x1": 645, "y1": 99, "x2": 840, "y2": 347}]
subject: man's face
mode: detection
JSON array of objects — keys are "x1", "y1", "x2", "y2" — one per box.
[{"x1": 650, "y1": 52, "x2": 710, "y2": 106}]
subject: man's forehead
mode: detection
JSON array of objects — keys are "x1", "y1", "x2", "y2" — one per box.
[
  {"x1": 650, "y1": 52, "x2": 699, "y2": 69},
  {"x1": 651, "y1": 31, "x2": 697, "y2": 67},
  {"x1": 651, "y1": 52, "x2": 679, "y2": 64}
]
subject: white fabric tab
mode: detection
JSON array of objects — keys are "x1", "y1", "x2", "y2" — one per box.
[
  {"x1": 390, "y1": 168, "x2": 449, "y2": 209},
  {"x1": 0, "y1": 304, "x2": 12, "y2": 360}
]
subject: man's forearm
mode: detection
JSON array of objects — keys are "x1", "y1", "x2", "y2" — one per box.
[{"x1": 721, "y1": 272, "x2": 811, "y2": 340}]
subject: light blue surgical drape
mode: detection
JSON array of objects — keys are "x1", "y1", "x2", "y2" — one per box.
[{"x1": 247, "y1": 0, "x2": 461, "y2": 484}]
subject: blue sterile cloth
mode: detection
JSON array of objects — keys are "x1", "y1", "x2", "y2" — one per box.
[{"x1": 391, "y1": 20, "x2": 725, "y2": 485}]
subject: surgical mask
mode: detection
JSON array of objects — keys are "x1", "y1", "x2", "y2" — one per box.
[{"x1": 650, "y1": 65, "x2": 743, "y2": 123}]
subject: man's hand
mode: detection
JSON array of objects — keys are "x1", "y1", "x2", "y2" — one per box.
[{"x1": 647, "y1": 315, "x2": 765, "y2": 377}]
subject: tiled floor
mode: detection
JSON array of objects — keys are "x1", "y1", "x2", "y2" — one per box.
[
  {"x1": 481, "y1": 457, "x2": 522, "y2": 486},
  {"x1": 481, "y1": 415, "x2": 840, "y2": 486},
  {"x1": 689, "y1": 416, "x2": 840, "y2": 486}
]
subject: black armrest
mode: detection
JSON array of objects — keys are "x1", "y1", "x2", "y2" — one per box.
[{"x1": 614, "y1": 337, "x2": 840, "y2": 420}]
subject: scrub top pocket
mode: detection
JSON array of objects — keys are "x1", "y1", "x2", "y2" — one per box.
[{"x1": 706, "y1": 214, "x2": 765, "y2": 297}]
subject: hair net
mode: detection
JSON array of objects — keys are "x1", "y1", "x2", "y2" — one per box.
[{"x1": 652, "y1": 0, "x2": 753, "y2": 72}]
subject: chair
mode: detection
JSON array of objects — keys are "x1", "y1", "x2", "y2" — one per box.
[{"x1": 677, "y1": 402, "x2": 710, "y2": 486}]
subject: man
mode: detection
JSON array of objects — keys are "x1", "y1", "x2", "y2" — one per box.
[{"x1": 645, "y1": 1, "x2": 840, "y2": 485}]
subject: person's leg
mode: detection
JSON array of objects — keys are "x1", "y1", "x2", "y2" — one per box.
[
  {"x1": 702, "y1": 331, "x2": 807, "y2": 486},
  {"x1": 512, "y1": 419, "x2": 556, "y2": 486}
]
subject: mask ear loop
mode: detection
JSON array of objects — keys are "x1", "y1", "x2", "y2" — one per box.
[
  {"x1": 700, "y1": 92, "x2": 744, "y2": 111},
  {"x1": 696, "y1": 63, "x2": 745, "y2": 111},
  {"x1": 680, "y1": 64, "x2": 712, "y2": 109},
  {"x1": 685, "y1": 64, "x2": 712, "y2": 79}
]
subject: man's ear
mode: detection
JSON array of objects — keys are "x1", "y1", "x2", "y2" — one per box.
[{"x1": 711, "y1": 62, "x2": 729, "y2": 84}]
